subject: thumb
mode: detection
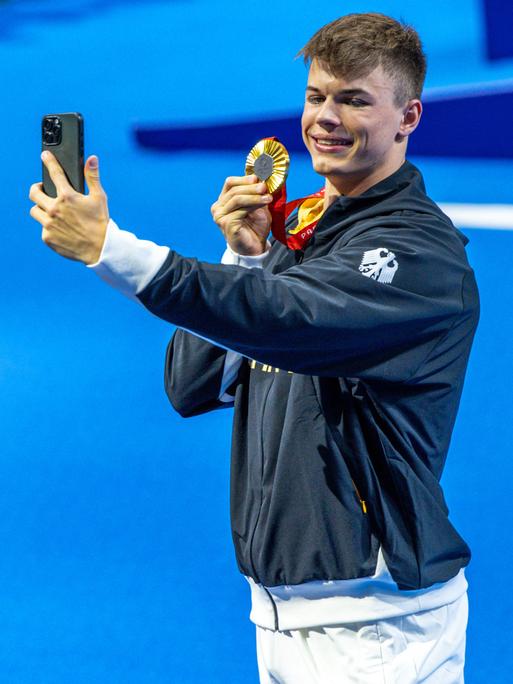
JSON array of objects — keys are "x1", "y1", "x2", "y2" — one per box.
[{"x1": 85, "y1": 155, "x2": 104, "y2": 196}]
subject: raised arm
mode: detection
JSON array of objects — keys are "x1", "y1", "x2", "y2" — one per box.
[
  {"x1": 130, "y1": 226, "x2": 477, "y2": 381},
  {"x1": 28, "y1": 155, "x2": 478, "y2": 382}
]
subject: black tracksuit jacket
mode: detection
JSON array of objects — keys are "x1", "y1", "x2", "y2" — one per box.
[{"x1": 137, "y1": 161, "x2": 480, "y2": 591}]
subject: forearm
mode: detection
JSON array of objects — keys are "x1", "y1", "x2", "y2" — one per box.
[{"x1": 89, "y1": 220, "x2": 465, "y2": 379}]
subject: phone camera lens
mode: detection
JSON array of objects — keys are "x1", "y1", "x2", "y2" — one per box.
[{"x1": 44, "y1": 132, "x2": 54, "y2": 144}]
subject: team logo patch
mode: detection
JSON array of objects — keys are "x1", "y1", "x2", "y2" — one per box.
[{"x1": 358, "y1": 248, "x2": 398, "y2": 284}]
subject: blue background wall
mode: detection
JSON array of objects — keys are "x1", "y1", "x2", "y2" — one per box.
[{"x1": 1, "y1": 1, "x2": 512, "y2": 682}]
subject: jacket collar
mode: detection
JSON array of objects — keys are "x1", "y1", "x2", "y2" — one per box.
[
  {"x1": 306, "y1": 159, "x2": 468, "y2": 248},
  {"x1": 328, "y1": 160, "x2": 423, "y2": 213}
]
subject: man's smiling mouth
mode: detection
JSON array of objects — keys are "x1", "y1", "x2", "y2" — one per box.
[{"x1": 312, "y1": 135, "x2": 354, "y2": 148}]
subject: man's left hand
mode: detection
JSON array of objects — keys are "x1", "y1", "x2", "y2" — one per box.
[{"x1": 29, "y1": 153, "x2": 110, "y2": 265}]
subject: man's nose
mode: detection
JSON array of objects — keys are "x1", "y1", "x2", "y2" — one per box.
[{"x1": 316, "y1": 99, "x2": 341, "y2": 127}]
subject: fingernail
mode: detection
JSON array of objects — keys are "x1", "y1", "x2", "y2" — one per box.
[
  {"x1": 41, "y1": 151, "x2": 49, "y2": 160},
  {"x1": 89, "y1": 156, "x2": 98, "y2": 169}
]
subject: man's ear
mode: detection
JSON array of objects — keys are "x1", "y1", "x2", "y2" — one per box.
[{"x1": 398, "y1": 99, "x2": 422, "y2": 139}]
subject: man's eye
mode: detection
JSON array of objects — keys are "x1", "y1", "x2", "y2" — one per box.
[
  {"x1": 307, "y1": 96, "x2": 325, "y2": 104},
  {"x1": 348, "y1": 99, "x2": 368, "y2": 107}
]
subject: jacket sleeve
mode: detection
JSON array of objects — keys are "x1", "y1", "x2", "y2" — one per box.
[
  {"x1": 164, "y1": 329, "x2": 239, "y2": 417},
  {"x1": 138, "y1": 227, "x2": 477, "y2": 380},
  {"x1": 163, "y1": 244, "x2": 271, "y2": 416}
]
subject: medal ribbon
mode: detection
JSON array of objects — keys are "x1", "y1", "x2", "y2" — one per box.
[
  {"x1": 269, "y1": 184, "x2": 325, "y2": 251},
  {"x1": 263, "y1": 138, "x2": 324, "y2": 251}
]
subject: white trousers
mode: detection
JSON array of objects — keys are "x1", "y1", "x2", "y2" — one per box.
[{"x1": 256, "y1": 592, "x2": 468, "y2": 684}]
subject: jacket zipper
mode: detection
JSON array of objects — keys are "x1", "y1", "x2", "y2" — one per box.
[
  {"x1": 247, "y1": 370, "x2": 280, "y2": 629},
  {"x1": 351, "y1": 479, "x2": 368, "y2": 514}
]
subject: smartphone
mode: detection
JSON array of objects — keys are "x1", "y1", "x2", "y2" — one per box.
[{"x1": 42, "y1": 112, "x2": 84, "y2": 197}]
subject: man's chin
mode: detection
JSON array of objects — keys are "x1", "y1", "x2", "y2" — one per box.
[{"x1": 311, "y1": 158, "x2": 357, "y2": 178}]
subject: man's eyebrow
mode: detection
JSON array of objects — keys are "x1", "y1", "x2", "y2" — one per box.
[{"x1": 306, "y1": 85, "x2": 372, "y2": 97}]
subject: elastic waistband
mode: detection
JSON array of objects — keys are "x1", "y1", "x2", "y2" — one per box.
[{"x1": 246, "y1": 557, "x2": 468, "y2": 631}]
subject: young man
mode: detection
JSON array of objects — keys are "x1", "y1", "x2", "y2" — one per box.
[{"x1": 29, "y1": 13, "x2": 479, "y2": 683}]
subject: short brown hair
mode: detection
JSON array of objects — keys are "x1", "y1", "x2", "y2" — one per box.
[{"x1": 298, "y1": 13, "x2": 427, "y2": 105}]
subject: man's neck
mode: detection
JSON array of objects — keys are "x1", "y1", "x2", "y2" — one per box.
[{"x1": 322, "y1": 157, "x2": 407, "y2": 211}]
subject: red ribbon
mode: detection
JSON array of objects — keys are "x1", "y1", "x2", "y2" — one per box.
[
  {"x1": 270, "y1": 186, "x2": 324, "y2": 251},
  {"x1": 262, "y1": 137, "x2": 324, "y2": 251}
]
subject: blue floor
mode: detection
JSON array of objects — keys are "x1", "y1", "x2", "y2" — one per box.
[{"x1": 1, "y1": 1, "x2": 513, "y2": 681}]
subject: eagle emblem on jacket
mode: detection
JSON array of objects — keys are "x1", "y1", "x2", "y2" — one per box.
[{"x1": 359, "y1": 247, "x2": 398, "y2": 284}]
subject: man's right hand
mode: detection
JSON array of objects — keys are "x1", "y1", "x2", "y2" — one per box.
[{"x1": 211, "y1": 175, "x2": 273, "y2": 256}]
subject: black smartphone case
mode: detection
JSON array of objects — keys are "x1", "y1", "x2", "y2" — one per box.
[{"x1": 42, "y1": 113, "x2": 84, "y2": 197}]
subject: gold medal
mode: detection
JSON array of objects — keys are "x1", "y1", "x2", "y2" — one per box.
[{"x1": 245, "y1": 138, "x2": 290, "y2": 194}]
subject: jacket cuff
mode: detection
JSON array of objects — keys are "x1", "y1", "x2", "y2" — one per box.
[
  {"x1": 87, "y1": 219, "x2": 170, "y2": 300},
  {"x1": 221, "y1": 242, "x2": 271, "y2": 268}
]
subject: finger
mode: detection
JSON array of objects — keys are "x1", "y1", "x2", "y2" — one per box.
[
  {"x1": 220, "y1": 174, "x2": 260, "y2": 195},
  {"x1": 30, "y1": 204, "x2": 50, "y2": 227},
  {"x1": 212, "y1": 208, "x2": 249, "y2": 229},
  {"x1": 84, "y1": 155, "x2": 105, "y2": 197},
  {"x1": 41, "y1": 151, "x2": 72, "y2": 196},
  {"x1": 224, "y1": 181, "x2": 268, "y2": 198},
  {"x1": 29, "y1": 182, "x2": 54, "y2": 212},
  {"x1": 217, "y1": 182, "x2": 269, "y2": 209},
  {"x1": 213, "y1": 199, "x2": 270, "y2": 225},
  {"x1": 220, "y1": 192, "x2": 272, "y2": 216}
]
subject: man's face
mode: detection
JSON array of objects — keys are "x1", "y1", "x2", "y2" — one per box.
[{"x1": 301, "y1": 60, "x2": 414, "y2": 194}]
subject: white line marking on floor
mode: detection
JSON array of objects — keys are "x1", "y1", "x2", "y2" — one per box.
[{"x1": 440, "y1": 204, "x2": 513, "y2": 230}]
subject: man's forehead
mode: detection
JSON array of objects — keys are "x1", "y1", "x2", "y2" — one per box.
[{"x1": 306, "y1": 60, "x2": 394, "y2": 95}]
